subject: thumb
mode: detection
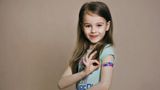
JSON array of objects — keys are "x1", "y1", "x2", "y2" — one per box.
[{"x1": 92, "y1": 60, "x2": 100, "y2": 66}]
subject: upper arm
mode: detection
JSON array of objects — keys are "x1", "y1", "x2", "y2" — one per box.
[
  {"x1": 99, "y1": 45, "x2": 115, "y2": 88},
  {"x1": 100, "y1": 55, "x2": 114, "y2": 85},
  {"x1": 87, "y1": 55, "x2": 115, "y2": 90}
]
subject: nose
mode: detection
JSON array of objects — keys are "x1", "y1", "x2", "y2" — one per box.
[{"x1": 91, "y1": 26, "x2": 96, "y2": 33}]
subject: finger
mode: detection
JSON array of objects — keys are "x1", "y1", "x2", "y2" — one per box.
[
  {"x1": 84, "y1": 55, "x2": 89, "y2": 64},
  {"x1": 89, "y1": 51, "x2": 97, "y2": 60},
  {"x1": 82, "y1": 58, "x2": 86, "y2": 63},
  {"x1": 92, "y1": 61, "x2": 100, "y2": 70},
  {"x1": 91, "y1": 60, "x2": 100, "y2": 66},
  {"x1": 85, "y1": 49, "x2": 94, "y2": 60},
  {"x1": 85, "y1": 51, "x2": 90, "y2": 60},
  {"x1": 83, "y1": 58, "x2": 89, "y2": 66}
]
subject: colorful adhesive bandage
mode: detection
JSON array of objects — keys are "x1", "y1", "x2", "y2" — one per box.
[{"x1": 102, "y1": 62, "x2": 114, "y2": 67}]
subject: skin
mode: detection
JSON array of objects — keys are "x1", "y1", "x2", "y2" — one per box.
[
  {"x1": 58, "y1": 13, "x2": 114, "y2": 90},
  {"x1": 83, "y1": 13, "x2": 110, "y2": 44}
]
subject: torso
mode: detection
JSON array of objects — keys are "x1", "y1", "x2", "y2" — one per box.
[{"x1": 76, "y1": 44, "x2": 115, "y2": 90}]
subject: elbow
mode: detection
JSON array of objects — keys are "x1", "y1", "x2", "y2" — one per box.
[
  {"x1": 102, "y1": 86, "x2": 109, "y2": 90},
  {"x1": 57, "y1": 80, "x2": 65, "y2": 90},
  {"x1": 99, "y1": 82, "x2": 110, "y2": 90},
  {"x1": 103, "y1": 86, "x2": 109, "y2": 90},
  {"x1": 57, "y1": 82, "x2": 62, "y2": 90}
]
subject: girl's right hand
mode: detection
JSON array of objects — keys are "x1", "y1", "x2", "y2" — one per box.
[{"x1": 82, "y1": 51, "x2": 100, "y2": 75}]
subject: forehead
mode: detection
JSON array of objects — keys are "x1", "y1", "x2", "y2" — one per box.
[{"x1": 83, "y1": 13, "x2": 106, "y2": 23}]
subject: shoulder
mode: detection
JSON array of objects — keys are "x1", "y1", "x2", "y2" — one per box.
[{"x1": 100, "y1": 44, "x2": 115, "y2": 61}]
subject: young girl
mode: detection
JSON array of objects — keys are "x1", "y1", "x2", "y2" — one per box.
[{"x1": 58, "y1": 1, "x2": 115, "y2": 90}]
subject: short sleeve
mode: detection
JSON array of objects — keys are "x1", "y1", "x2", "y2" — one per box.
[{"x1": 100, "y1": 44, "x2": 115, "y2": 62}]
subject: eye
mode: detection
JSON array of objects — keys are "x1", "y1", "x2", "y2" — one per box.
[
  {"x1": 84, "y1": 24, "x2": 91, "y2": 28},
  {"x1": 97, "y1": 24, "x2": 102, "y2": 27}
]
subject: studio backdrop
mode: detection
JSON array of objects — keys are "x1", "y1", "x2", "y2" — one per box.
[{"x1": 0, "y1": 0, "x2": 160, "y2": 90}]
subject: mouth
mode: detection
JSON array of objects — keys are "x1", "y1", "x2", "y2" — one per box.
[{"x1": 89, "y1": 35, "x2": 98, "y2": 39}]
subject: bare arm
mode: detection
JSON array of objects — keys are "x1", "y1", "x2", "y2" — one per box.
[
  {"x1": 57, "y1": 66, "x2": 87, "y2": 89},
  {"x1": 88, "y1": 55, "x2": 114, "y2": 90},
  {"x1": 58, "y1": 51, "x2": 100, "y2": 89}
]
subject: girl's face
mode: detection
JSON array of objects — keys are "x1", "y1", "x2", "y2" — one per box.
[{"x1": 83, "y1": 13, "x2": 110, "y2": 44}]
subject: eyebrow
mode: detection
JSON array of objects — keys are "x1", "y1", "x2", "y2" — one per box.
[
  {"x1": 96, "y1": 22, "x2": 104, "y2": 24},
  {"x1": 83, "y1": 22, "x2": 104, "y2": 24}
]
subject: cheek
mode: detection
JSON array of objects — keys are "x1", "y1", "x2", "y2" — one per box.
[
  {"x1": 99, "y1": 30, "x2": 106, "y2": 37},
  {"x1": 99, "y1": 25, "x2": 107, "y2": 32},
  {"x1": 83, "y1": 29, "x2": 90, "y2": 34},
  {"x1": 99, "y1": 28, "x2": 106, "y2": 34},
  {"x1": 83, "y1": 30, "x2": 89, "y2": 38}
]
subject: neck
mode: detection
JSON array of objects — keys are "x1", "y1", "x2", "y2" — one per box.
[{"x1": 89, "y1": 43, "x2": 98, "y2": 50}]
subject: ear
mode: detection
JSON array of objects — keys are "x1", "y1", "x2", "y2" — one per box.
[{"x1": 105, "y1": 21, "x2": 111, "y2": 31}]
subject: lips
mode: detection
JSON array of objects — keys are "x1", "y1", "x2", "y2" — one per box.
[{"x1": 89, "y1": 35, "x2": 98, "y2": 39}]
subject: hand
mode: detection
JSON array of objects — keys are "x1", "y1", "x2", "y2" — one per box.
[{"x1": 83, "y1": 50, "x2": 100, "y2": 75}]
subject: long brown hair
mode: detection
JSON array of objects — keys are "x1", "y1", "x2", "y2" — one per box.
[{"x1": 69, "y1": 1, "x2": 114, "y2": 73}]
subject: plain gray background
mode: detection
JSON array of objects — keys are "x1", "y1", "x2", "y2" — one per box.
[{"x1": 0, "y1": 0, "x2": 160, "y2": 90}]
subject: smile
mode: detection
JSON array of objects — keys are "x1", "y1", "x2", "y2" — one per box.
[{"x1": 89, "y1": 35, "x2": 98, "y2": 39}]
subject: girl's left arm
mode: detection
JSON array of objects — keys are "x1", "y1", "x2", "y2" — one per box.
[{"x1": 88, "y1": 55, "x2": 114, "y2": 90}]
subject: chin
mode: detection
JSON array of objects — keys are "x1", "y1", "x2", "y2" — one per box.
[{"x1": 90, "y1": 40, "x2": 99, "y2": 44}]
